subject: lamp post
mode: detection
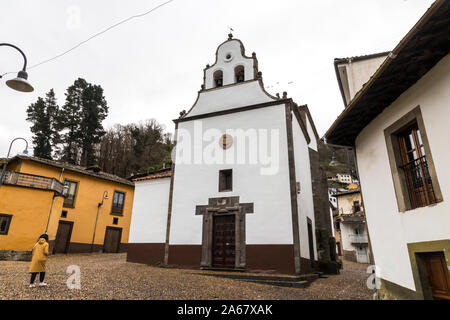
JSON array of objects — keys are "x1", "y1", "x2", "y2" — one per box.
[
  {"x1": 91, "y1": 191, "x2": 109, "y2": 253},
  {"x1": 0, "y1": 137, "x2": 29, "y2": 189},
  {"x1": 0, "y1": 43, "x2": 34, "y2": 92}
]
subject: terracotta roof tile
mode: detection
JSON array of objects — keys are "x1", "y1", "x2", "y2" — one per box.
[
  {"x1": 9, "y1": 155, "x2": 134, "y2": 187},
  {"x1": 133, "y1": 171, "x2": 172, "y2": 182}
]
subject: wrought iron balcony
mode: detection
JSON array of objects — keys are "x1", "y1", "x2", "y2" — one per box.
[
  {"x1": 350, "y1": 234, "x2": 368, "y2": 244},
  {"x1": 1, "y1": 171, "x2": 65, "y2": 195},
  {"x1": 400, "y1": 155, "x2": 436, "y2": 209}
]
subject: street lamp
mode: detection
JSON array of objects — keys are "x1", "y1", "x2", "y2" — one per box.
[
  {"x1": 0, "y1": 137, "x2": 29, "y2": 189},
  {"x1": 91, "y1": 191, "x2": 109, "y2": 252},
  {"x1": 0, "y1": 43, "x2": 34, "y2": 92}
]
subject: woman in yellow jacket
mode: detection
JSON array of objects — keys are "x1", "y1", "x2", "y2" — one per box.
[{"x1": 29, "y1": 234, "x2": 49, "y2": 288}]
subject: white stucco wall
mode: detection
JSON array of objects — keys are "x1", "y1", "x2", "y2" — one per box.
[
  {"x1": 186, "y1": 38, "x2": 275, "y2": 118},
  {"x1": 340, "y1": 223, "x2": 364, "y2": 252},
  {"x1": 292, "y1": 114, "x2": 317, "y2": 260},
  {"x1": 336, "y1": 193, "x2": 362, "y2": 215},
  {"x1": 304, "y1": 115, "x2": 318, "y2": 152},
  {"x1": 338, "y1": 55, "x2": 388, "y2": 104},
  {"x1": 355, "y1": 54, "x2": 450, "y2": 291},
  {"x1": 204, "y1": 39, "x2": 255, "y2": 89},
  {"x1": 187, "y1": 80, "x2": 275, "y2": 117},
  {"x1": 171, "y1": 104, "x2": 294, "y2": 245},
  {"x1": 128, "y1": 177, "x2": 170, "y2": 243}
]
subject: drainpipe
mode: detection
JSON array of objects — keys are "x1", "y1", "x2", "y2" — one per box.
[{"x1": 91, "y1": 191, "x2": 109, "y2": 253}]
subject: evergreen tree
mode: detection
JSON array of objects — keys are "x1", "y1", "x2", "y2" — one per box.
[
  {"x1": 57, "y1": 78, "x2": 108, "y2": 166},
  {"x1": 79, "y1": 81, "x2": 108, "y2": 167},
  {"x1": 45, "y1": 89, "x2": 61, "y2": 156},
  {"x1": 57, "y1": 79, "x2": 84, "y2": 164},
  {"x1": 26, "y1": 89, "x2": 59, "y2": 159}
]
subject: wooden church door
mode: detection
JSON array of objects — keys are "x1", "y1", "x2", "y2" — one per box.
[{"x1": 212, "y1": 215, "x2": 235, "y2": 268}]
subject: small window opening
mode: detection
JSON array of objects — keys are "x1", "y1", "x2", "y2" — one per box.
[
  {"x1": 219, "y1": 169, "x2": 232, "y2": 192},
  {"x1": 61, "y1": 210, "x2": 68, "y2": 218},
  {"x1": 235, "y1": 65, "x2": 244, "y2": 83},
  {"x1": 213, "y1": 70, "x2": 223, "y2": 88},
  {"x1": 113, "y1": 217, "x2": 119, "y2": 225},
  {"x1": 0, "y1": 214, "x2": 12, "y2": 235},
  {"x1": 353, "y1": 201, "x2": 361, "y2": 213}
]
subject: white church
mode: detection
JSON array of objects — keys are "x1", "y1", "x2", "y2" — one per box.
[{"x1": 127, "y1": 34, "x2": 324, "y2": 275}]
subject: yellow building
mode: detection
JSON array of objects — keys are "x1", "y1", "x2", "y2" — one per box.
[{"x1": 0, "y1": 155, "x2": 134, "y2": 260}]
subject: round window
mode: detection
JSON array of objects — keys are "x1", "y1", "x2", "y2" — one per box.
[
  {"x1": 219, "y1": 134, "x2": 233, "y2": 149},
  {"x1": 223, "y1": 53, "x2": 233, "y2": 62}
]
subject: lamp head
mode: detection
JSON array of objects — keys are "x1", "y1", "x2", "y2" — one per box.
[
  {"x1": 62, "y1": 184, "x2": 69, "y2": 197},
  {"x1": 6, "y1": 70, "x2": 34, "y2": 92}
]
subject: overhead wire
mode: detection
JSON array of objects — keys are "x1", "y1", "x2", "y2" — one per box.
[{"x1": 1, "y1": 0, "x2": 175, "y2": 77}]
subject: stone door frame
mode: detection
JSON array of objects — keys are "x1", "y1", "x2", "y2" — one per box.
[{"x1": 196, "y1": 196, "x2": 253, "y2": 270}]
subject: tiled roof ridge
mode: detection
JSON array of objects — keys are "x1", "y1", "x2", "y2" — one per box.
[{"x1": 13, "y1": 155, "x2": 134, "y2": 186}]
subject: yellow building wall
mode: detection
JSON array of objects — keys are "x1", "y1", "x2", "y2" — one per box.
[
  {"x1": 0, "y1": 185, "x2": 62, "y2": 251},
  {"x1": 1, "y1": 159, "x2": 134, "y2": 252}
]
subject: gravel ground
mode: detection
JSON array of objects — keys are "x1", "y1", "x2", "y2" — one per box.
[{"x1": 0, "y1": 253, "x2": 374, "y2": 300}]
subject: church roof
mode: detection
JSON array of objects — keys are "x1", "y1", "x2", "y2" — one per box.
[{"x1": 130, "y1": 167, "x2": 172, "y2": 182}]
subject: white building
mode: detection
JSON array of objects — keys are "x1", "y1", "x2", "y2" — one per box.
[
  {"x1": 326, "y1": 0, "x2": 450, "y2": 300},
  {"x1": 335, "y1": 173, "x2": 352, "y2": 184},
  {"x1": 127, "y1": 168, "x2": 172, "y2": 265},
  {"x1": 334, "y1": 51, "x2": 389, "y2": 106},
  {"x1": 333, "y1": 190, "x2": 369, "y2": 264},
  {"x1": 128, "y1": 34, "x2": 324, "y2": 274}
]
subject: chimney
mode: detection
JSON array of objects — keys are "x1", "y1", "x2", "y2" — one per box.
[{"x1": 86, "y1": 165, "x2": 101, "y2": 173}]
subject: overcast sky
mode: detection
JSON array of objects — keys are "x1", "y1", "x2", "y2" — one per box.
[{"x1": 0, "y1": 0, "x2": 435, "y2": 157}]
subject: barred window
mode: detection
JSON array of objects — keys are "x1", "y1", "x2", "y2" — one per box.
[
  {"x1": 398, "y1": 124, "x2": 436, "y2": 209},
  {"x1": 384, "y1": 107, "x2": 442, "y2": 212}
]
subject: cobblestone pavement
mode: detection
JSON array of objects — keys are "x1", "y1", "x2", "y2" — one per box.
[{"x1": 0, "y1": 253, "x2": 374, "y2": 300}]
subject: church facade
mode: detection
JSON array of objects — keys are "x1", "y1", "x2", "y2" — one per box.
[{"x1": 128, "y1": 35, "x2": 325, "y2": 274}]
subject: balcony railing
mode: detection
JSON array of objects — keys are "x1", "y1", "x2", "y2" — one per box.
[
  {"x1": 1, "y1": 171, "x2": 64, "y2": 195},
  {"x1": 350, "y1": 234, "x2": 368, "y2": 244},
  {"x1": 400, "y1": 155, "x2": 436, "y2": 209}
]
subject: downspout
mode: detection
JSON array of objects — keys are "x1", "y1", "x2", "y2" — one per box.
[{"x1": 164, "y1": 123, "x2": 178, "y2": 266}]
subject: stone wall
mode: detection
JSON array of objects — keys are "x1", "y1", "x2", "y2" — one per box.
[
  {"x1": 0, "y1": 250, "x2": 32, "y2": 261},
  {"x1": 309, "y1": 144, "x2": 335, "y2": 262}
]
